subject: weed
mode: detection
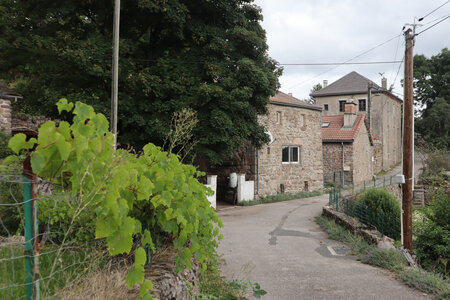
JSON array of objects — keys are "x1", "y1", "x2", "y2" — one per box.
[
  {"x1": 241, "y1": 190, "x2": 322, "y2": 206},
  {"x1": 360, "y1": 248, "x2": 406, "y2": 273},
  {"x1": 400, "y1": 268, "x2": 449, "y2": 295}
]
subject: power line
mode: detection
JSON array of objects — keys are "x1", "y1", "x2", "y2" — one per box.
[
  {"x1": 392, "y1": 54, "x2": 405, "y2": 91},
  {"x1": 279, "y1": 61, "x2": 402, "y2": 66},
  {"x1": 285, "y1": 33, "x2": 402, "y2": 90},
  {"x1": 418, "y1": 0, "x2": 450, "y2": 21},
  {"x1": 416, "y1": 15, "x2": 450, "y2": 35},
  {"x1": 390, "y1": 30, "x2": 403, "y2": 82}
]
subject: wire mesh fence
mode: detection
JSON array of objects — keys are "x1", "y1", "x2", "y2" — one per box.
[
  {"x1": 328, "y1": 186, "x2": 386, "y2": 236},
  {"x1": 0, "y1": 163, "x2": 127, "y2": 299}
]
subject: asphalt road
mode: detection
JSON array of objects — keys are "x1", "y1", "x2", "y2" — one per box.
[{"x1": 217, "y1": 194, "x2": 429, "y2": 300}]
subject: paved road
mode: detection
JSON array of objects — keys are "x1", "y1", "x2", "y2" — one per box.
[{"x1": 217, "y1": 194, "x2": 429, "y2": 300}]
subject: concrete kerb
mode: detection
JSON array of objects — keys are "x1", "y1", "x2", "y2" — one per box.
[{"x1": 322, "y1": 205, "x2": 394, "y2": 247}]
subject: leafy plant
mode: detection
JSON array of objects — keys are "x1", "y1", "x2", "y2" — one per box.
[
  {"x1": 241, "y1": 190, "x2": 322, "y2": 206},
  {"x1": 7, "y1": 99, "x2": 223, "y2": 298},
  {"x1": 360, "y1": 248, "x2": 406, "y2": 273},
  {"x1": 414, "y1": 189, "x2": 450, "y2": 277},
  {"x1": 0, "y1": 128, "x2": 13, "y2": 159},
  {"x1": 357, "y1": 188, "x2": 401, "y2": 240},
  {"x1": 400, "y1": 268, "x2": 449, "y2": 295}
]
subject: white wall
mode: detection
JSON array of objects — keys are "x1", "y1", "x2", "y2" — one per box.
[
  {"x1": 205, "y1": 175, "x2": 217, "y2": 209},
  {"x1": 237, "y1": 174, "x2": 254, "y2": 203}
]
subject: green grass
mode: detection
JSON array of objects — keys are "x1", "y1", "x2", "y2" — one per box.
[
  {"x1": 240, "y1": 190, "x2": 322, "y2": 206},
  {"x1": 0, "y1": 244, "x2": 107, "y2": 299},
  {"x1": 316, "y1": 215, "x2": 450, "y2": 297}
]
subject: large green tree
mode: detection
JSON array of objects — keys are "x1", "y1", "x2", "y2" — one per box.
[
  {"x1": 0, "y1": 0, "x2": 281, "y2": 164},
  {"x1": 414, "y1": 48, "x2": 450, "y2": 149}
]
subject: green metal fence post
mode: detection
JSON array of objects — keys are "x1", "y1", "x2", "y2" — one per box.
[{"x1": 24, "y1": 175, "x2": 34, "y2": 300}]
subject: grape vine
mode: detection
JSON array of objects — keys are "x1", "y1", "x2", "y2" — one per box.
[{"x1": 8, "y1": 99, "x2": 223, "y2": 299}]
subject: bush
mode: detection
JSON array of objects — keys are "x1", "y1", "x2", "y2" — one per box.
[
  {"x1": 414, "y1": 189, "x2": 450, "y2": 277},
  {"x1": 0, "y1": 128, "x2": 13, "y2": 159},
  {"x1": 357, "y1": 188, "x2": 401, "y2": 240},
  {"x1": 400, "y1": 268, "x2": 449, "y2": 295}
]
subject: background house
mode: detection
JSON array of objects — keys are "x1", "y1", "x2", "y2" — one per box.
[
  {"x1": 199, "y1": 92, "x2": 324, "y2": 201},
  {"x1": 311, "y1": 71, "x2": 402, "y2": 173},
  {"x1": 322, "y1": 101, "x2": 373, "y2": 186},
  {"x1": 0, "y1": 80, "x2": 22, "y2": 135}
]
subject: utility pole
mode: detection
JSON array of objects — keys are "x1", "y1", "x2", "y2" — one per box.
[
  {"x1": 402, "y1": 28, "x2": 414, "y2": 251},
  {"x1": 111, "y1": 0, "x2": 121, "y2": 150}
]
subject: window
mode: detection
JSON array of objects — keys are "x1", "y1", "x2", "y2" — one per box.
[
  {"x1": 339, "y1": 100, "x2": 346, "y2": 112},
  {"x1": 322, "y1": 122, "x2": 330, "y2": 128},
  {"x1": 387, "y1": 102, "x2": 390, "y2": 114},
  {"x1": 276, "y1": 111, "x2": 281, "y2": 124},
  {"x1": 300, "y1": 114, "x2": 305, "y2": 127},
  {"x1": 358, "y1": 99, "x2": 366, "y2": 111},
  {"x1": 324, "y1": 104, "x2": 329, "y2": 111},
  {"x1": 282, "y1": 146, "x2": 299, "y2": 164}
]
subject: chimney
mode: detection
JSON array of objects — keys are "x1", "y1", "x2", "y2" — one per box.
[
  {"x1": 343, "y1": 100, "x2": 357, "y2": 127},
  {"x1": 323, "y1": 80, "x2": 328, "y2": 88},
  {"x1": 288, "y1": 93, "x2": 293, "y2": 97},
  {"x1": 381, "y1": 77, "x2": 387, "y2": 89}
]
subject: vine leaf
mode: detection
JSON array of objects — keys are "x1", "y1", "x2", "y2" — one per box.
[
  {"x1": 8, "y1": 133, "x2": 36, "y2": 154},
  {"x1": 56, "y1": 98, "x2": 74, "y2": 114}
]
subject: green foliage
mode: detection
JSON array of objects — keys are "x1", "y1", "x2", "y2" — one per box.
[
  {"x1": 0, "y1": 128, "x2": 13, "y2": 159},
  {"x1": 414, "y1": 189, "x2": 450, "y2": 277},
  {"x1": 400, "y1": 268, "x2": 450, "y2": 296},
  {"x1": 7, "y1": 100, "x2": 223, "y2": 296},
  {"x1": 414, "y1": 48, "x2": 450, "y2": 150},
  {"x1": 357, "y1": 188, "x2": 401, "y2": 240},
  {"x1": 360, "y1": 248, "x2": 406, "y2": 273},
  {"x1": 240, "y1": 190, "x2": 322, "y2": 206},
  {"x1": 0, "y1": 0, "x2": 281, "y2": 164}
]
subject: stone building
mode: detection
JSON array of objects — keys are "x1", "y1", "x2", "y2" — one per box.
[
  {"x1": 0, "y1": 80, "x2": 22, "y2": 135},
  {"x1": 200, "y1": 92, "x2": 324, "y2": 201},
  {"x1": 322, "y1": 101, "x2": 373, "y2": 186},
  {"x1": 311, "y1": 71, "x2": 402, "y2": 173}
]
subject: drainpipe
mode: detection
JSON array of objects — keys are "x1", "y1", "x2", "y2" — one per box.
[
  {"x1": 341, "y1": 142, "x2": 345, "y2": 187},
  {"x1": 256, "y1": 149, "x2": 259, "y2": 194}
]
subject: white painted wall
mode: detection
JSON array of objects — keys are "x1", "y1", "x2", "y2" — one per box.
[
  {"x1": 237, "y1": 174, "x2": 254, "y2": 203},
  {"x1": 205, "y1": 175, "x2": 217, "y2": 209}
]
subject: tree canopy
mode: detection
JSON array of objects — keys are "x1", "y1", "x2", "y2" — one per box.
[
  {"x1": 0, "y1": 0, "x2": 281, "y2": 164},
  {"x1": 413, "y1": 48, "x2": 450, "y2": 149}
]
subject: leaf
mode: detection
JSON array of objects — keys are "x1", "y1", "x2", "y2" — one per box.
[
  {"x1": 55, "y1": 135, "x2": 71, "y2": 160},
  {"x1": 107, "y1": 217, "x2": 136, "y2": 255},
  {"x1": 135, "y1": 247, "x2": 146, "y2": 267},
  {"x1": 95, "y1": 217, "x2": 118, "y2": 238},
  {"x1": 73, "y1": 101, "x2": 95, "y2": 121},
  {"x1": 58, "y1": 121, "x2": 72, "y2": 140},
  {"x1": 126, "y1": 266, "x2": 144, "y2": 289},
  {"x1": 139, "y1": 280, "x2": 153, "y2": 297},
  {"x1": 30, "y1": 152, "x2": 46, "y2": 174},
  {"x1": 8, "y1": 133, "x2": 28, "y2": 154},
  {"x1": 56, "y1": 98, "x2": 74, "y2": 114}
]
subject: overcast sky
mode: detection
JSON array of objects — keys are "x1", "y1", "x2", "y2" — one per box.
[{"x1": 253, "y1": 0, "x2": 450, "y2": 100}]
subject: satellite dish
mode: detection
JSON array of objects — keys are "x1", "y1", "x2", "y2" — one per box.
[{"x1": 265, "y1": 131, "x2": 275, "y2": 145}]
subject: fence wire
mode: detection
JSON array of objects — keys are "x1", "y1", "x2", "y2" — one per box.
[{"x1": 0, "y1": 164, "x2": 124, "y2": 300}]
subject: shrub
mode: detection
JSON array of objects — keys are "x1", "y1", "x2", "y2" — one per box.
[
  {"x1": 357, "y1": 188, "x2": 401, "y2": 240},
  {"x1": 0, "y1": 128, "x2": 13, "y2": 159},
  {"x1": 414, "y1": 189, "x2": 450, "y2": 277},
  {"x1": 400, "y1": 268, "x2": 449, "y2": 295}
]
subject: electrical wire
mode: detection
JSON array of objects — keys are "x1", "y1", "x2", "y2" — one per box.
[
  {"x1": 418, "y1": 0, "x2": 450, "y2": 21},
  {"x1": 284, "y1": 33, "x2": 402, "y2": 90},
  {"x1": 392, "y1": 54, "x2": 405, "y2": 92},
  {"x1": 416, "y1": 15, "x2": 450, "y2": 35}
]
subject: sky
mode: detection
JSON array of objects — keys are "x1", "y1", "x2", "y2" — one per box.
[{"x1": 253, "y1": 0, "x2": 450, "y2": 100}]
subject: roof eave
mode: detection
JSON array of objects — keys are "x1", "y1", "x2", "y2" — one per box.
[{"x1": 269, "y1": 100, "x2": 322, "y2": 111}]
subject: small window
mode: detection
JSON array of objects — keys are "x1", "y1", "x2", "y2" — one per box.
[
  {"x1": 282, "y1": 146, "x2": 300, "y2": 164},
  {"x1": 339, "y1": 100, "x2": 346, "y2": 112},
  {"x1": 300, "y1": 114, "x2": 305, "y2": 127},
  {"x1": 358, "y1": 99, "x2": 366, "y2": 111},
  {"x1": 387, "y1": 102, "x2": 389, "y2": 113},
  {"x1": 324, "y1": 104, "x2": 329, "y2": 111},
  {"x1": 276, "y1": 111, "x2": 281, "y2": 124},
  {"x1": 322, "y1": 122, "x2": 330, "y2": 128}
]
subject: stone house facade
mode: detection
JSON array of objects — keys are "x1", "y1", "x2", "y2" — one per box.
[
  {"x1": 0, "y1": 81, "x2": 22, "y2": 135},
  {"x1": 311, "y1": 72, "x2": 402, "y2": 173},
  {"x1": 199, "y1": 92, "x2": 324, "y2": 200},
  {"x1": 322, "y1": 101, "x2": 373, "y2": 186}
]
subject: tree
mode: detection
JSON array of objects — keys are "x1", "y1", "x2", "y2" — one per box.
[
  {"x1": 0, "y1": 0, "x2": 281, "y2": 164},
  {"x1": 303, "y1": 83, "x2": 322, "y2": 104},
  {"x1": 413, "y1": 48, "x2": 450, "y2": 149}
]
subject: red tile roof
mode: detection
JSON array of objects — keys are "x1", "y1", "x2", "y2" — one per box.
[{"x1": 322, "y1": 114, "x2": 366, "y2": 142}]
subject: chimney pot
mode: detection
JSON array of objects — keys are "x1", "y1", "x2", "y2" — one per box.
[
  {"x1": 381, "y1": 78, "x2": 387, "y2": 89},
  {"x1": 343, "y1": 100, "x2": 357, "y2": 127},
  {"x1": 323, "y1": 80, "x2": 328, "y2": 88},
  {"x1": 288, "y1": 93, "x2": 293, "y2": 96}
]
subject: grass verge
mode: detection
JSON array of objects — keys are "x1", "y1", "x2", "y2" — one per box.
[
  {"x1": 315, "y1": 215, "x2": 450, "y2": 298},
  {"x1": 240, "y1": 190, "x2": 322, "y2": 206}
]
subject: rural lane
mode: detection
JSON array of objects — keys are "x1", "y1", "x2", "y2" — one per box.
[{"x1": 217, "y1": 194, "x2": 429, "y2": 300}]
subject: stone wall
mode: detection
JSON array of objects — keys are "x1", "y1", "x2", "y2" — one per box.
[
  {"x1": 322, "y1": 142, "x2": 353, "y2": 186},
  {"x1": 352, "y1": 122, "x2": 373, "y2": 185},
  {"x1": 11, "y1": 114, "x2": 57, "y2": 135},
  {"x1": 0, "y1": 98, "x2": 12, "y2": 135},
  {"x1": 373, "y1": 141, "x2": 383, "y2": 174},
  {"x1": 257, "y1": 103, "x2": 323, "y2": 196}
]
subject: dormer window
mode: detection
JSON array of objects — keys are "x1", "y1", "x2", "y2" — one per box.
[{"x1": 322, "y1": 122, "x2": 330, "y2": 128}]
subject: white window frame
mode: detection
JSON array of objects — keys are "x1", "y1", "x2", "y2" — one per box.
[{"x1": 282, "y1": 146, "x2": 300, "y2": 164}]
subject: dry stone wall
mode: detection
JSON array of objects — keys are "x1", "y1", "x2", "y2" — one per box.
[{"x1": 0, "y1": 99, "x2": 11, "y2": 135}]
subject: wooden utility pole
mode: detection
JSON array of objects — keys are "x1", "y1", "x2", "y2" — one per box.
[
  {"x1": 402, "y1": 28, "x2": 414, "y2": 251},
  {"x1": 111, "y1": 0, "x2": 121, "y2": 150}
]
